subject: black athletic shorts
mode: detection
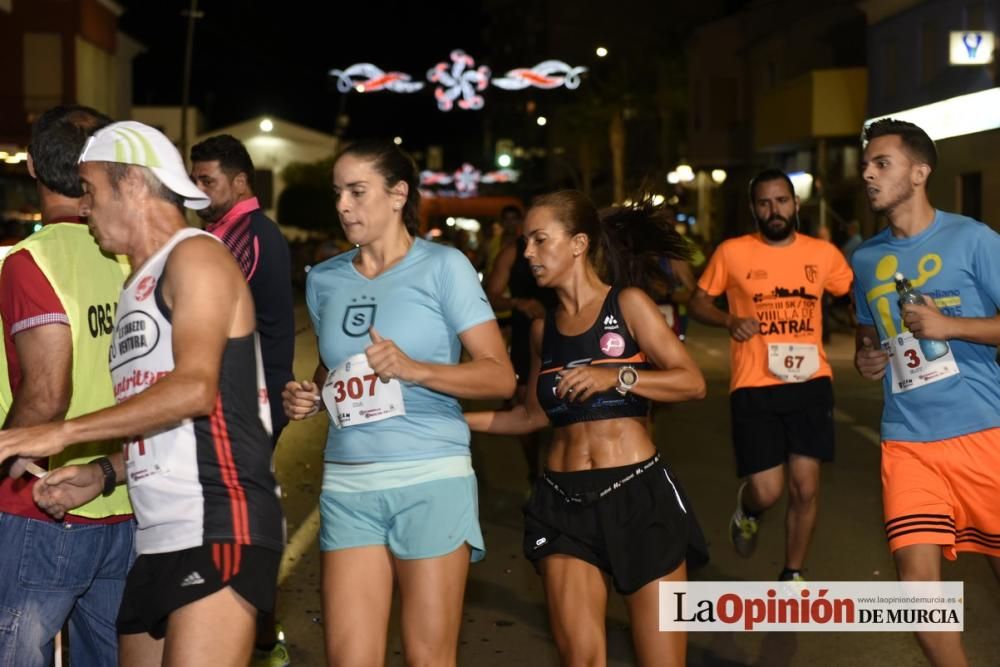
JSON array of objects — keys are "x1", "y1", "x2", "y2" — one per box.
[
  {"x1": 729, "y1": 376, "x2": 835, "y2": 477},
  {"x1": 523, "y1": 454, "x2": 709, "y2": 595},
  {"x1": 117, "y1": 543, "x2": 281, "y2": 639}
]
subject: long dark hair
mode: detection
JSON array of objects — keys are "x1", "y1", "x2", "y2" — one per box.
[
  {"x1": 531, "y1": 190, "x2": 690, "y2": 295},
  {"x1": 335, "y1": 139, "x2": 421, "y2": 234}
]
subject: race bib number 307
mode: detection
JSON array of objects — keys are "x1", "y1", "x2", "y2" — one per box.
[{"x1": 323, "y1": 353, "x2": 405, "y2": 428}]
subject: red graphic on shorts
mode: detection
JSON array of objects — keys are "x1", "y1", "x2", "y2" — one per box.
[
  {"x1": 135, "y1": 276, "x2": 157, "y2": 302},
  {"x1": 599, "y1": 332, "x2": 625, "y2": 357}
]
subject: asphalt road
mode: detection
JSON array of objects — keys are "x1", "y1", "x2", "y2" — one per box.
[{"x1": 272, "y1": 309, "x2": 1000, "y2": 666}]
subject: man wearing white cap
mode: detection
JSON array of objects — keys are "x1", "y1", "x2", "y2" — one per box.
[{"x1": 0, "y1": 121, "x2": 285, "y2": 666}]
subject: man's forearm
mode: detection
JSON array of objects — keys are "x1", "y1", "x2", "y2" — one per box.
[
  {"x1": 942, "y1": 315, "x2": 1000, "y2": 345},
  {"x1": 60, "y1": 371, "x2": 217, "y2": 449},
  {"x1": 4, "y1": 392, "x2": 69, "y2": 429},
  {"x1": 688, "y1": 295, "x2": 732, "y2": 329}
]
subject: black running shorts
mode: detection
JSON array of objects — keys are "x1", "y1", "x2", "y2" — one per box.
[
  {"x1": 729, "y1": 376, "x2": 835, "y2": 477},
  {"x1": 117, "y1": 543, "x2": 281, "y2": 639},
  {"x1": 523, "y1": 455, "x2": 709, "y2": 595}
]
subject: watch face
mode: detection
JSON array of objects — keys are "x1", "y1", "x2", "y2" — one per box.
[{"x1": 621, "y1": 368, "x2": 638, "y2": 385}]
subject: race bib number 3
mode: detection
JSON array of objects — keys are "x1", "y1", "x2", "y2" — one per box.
[
  {"x1": 767, "y1": 343, "x2": 820, "y2": 383},
  {"x1": 323, "y1": 353, "x2": 406, "y2": 428},
  {"x1": 884, "y1": 332, "x2": 959, "y2": 394}
]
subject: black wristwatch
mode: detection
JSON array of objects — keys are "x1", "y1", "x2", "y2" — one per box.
[{"x1": 94, "y1": 457, "x2": 117, "y2": 497}]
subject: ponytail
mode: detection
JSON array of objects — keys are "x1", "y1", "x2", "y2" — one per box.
[
  {"x1": 599, "y1": 200, "x2": 691, "y2": 294},
  {"x1": 531, "y1": 190, "x2": 690, "y2": 293}
]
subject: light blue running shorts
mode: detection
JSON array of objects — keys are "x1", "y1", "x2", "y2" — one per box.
[{"x1": 319, "y1": 456, "x2": 485, "y2": 561}]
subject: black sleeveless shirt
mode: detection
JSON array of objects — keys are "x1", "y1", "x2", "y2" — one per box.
[{"x1": 537, "y1": 287, "x2": 650, "y2": 427}]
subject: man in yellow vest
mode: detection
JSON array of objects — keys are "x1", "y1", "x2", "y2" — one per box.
[{"x1": 0, "y1": 105, "x2": 133, "y2": 666}]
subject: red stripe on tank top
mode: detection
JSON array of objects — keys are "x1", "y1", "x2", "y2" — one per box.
[{"x1": 210, "y1": 396, "x2": 251, "y2": 544}]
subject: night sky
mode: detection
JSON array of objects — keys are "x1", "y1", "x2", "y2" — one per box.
[{"x1": 118, "y1": 1, "x2": 489, "y2": 149}]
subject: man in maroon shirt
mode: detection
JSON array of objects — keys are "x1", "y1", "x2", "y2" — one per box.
[
  {"x1": 0, "y1": 105, "x2": 134, "y2": 666},
  {"x1": 191, "y1": 134, "x2": 294, "y2": 667}
]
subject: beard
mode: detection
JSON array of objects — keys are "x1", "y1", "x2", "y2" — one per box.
[
  {"x1": 868, "y1": 181, "x2": 914, "y2": 215},
  {"x1": 758, "y1": 214, "x2": 795, "y2": 242}
]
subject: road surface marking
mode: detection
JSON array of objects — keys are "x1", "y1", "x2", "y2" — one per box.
[{"x1": 278, "y1": 503, "x2": 320, "y2": 586}]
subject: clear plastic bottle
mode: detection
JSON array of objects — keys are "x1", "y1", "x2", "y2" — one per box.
[{"x1": 895, "y1": 272, "x2": 949, "y2": 361}]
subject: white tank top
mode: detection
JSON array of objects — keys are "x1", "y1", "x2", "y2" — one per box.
[{"x1": 111, "y1": 228, "x2": 282, "y2": 555}]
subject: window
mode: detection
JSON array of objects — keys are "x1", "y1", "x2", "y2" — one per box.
[
  {"x1": 884, "y1": 39, "x2": 898, "y2": 98},
  {"x1": 966, "y1": 2, "x2": 985, "y2": 30},
  {"x1": 921, "y1": 22, "x2": 938, "y2": 84},
  {"x1": 708, "y1": 76, "x2": 739, "y2": 130},
  {"x1": 255, "y1": 169, "x2": 274, "y2": 210},
  {"x1": 959, "y1": 172, "x2": 982, "y2": 220}
]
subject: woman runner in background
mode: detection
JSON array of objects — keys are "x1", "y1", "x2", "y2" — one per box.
[{"x1": 466, "y1": 191, "x2": 709, "y2": 666}]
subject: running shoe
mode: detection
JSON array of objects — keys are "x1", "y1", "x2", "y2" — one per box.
[
  {"x1": 252, "y1": 624, "x2": 290, "y2": 667},
  {"x1": 729, "y1": 482, "x2": 760, "y2": 558},
  {"x1": 778, "y1": 569, "x2": 805, "y2": 582}
]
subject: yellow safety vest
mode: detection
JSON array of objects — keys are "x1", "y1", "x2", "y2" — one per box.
[{"x1": 0, "y1": 223, "x2": 132, "y2": 518}]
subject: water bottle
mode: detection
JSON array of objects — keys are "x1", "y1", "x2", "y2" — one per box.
[{"x1": 895, "y1": 272, "x2": 949, "y2": 361}]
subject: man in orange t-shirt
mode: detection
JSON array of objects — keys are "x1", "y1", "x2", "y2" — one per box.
[{"x1": 689, "y1": 169, "x2": 853, "y2": 582}]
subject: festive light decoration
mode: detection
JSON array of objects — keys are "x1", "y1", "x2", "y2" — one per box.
[
  {"x1": 428, "y1": 50, "x2": 491, "y2": 111},
  {"x1": 328, "y1": 63, "x2": 424, "y2": 93},
  {"x1": 329, "y1": 51, "x2": 588, "y2": 111},
  {"x1": 491, "y1": 60, "x2": 587, "y2": 90},
  {"x1": 420, "y1": 164, "x2": 519, "y2": 197}
]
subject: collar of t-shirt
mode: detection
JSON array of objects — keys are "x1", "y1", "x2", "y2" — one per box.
[
  {"x1": 206, "y1": 196, "x2": 260, "y2": 235},
  {"x1": 47, "y1": 216, "x2": 86, "y2": 225}
]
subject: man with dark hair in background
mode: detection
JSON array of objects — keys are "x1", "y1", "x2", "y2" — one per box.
[
  {"x1": 191, "y1": 134, "x2": 293, "y2": 666},
  {"x1": 191, "y1": 135, "x2": 294, "y2": 444},
  {"x1": 689, "y1": 168, "x2": 853, "y2": 582},
  {"x1": 0, "y1": 105, "x2": 135, "y2": 666}
]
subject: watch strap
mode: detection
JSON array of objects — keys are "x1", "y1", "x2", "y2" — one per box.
[{"x1": 95, "y1": 456, "x2": 116, "y2": 497}]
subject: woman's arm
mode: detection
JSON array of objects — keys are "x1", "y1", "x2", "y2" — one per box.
[
  {"x1": 618, "y1": 287, "x2": 706, "y2": 402},
  {"x1": 283, "y1": 360, "x2": 329, "y2": 420},
  {"x1": 466, "y1": 318, "x2": 550, "y2": 435},
  {"x1": 366, "y1": 320, "x2": 516, "y2": 400}
]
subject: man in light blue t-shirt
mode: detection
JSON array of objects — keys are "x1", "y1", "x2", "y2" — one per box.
[{"x1": 854, "y1": 118, "x2": 1000, "y2": 667}]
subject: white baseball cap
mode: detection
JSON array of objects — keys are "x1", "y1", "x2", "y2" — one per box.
[{"x1": 78, "y1": 121, "x2": 210, "y2": 210}]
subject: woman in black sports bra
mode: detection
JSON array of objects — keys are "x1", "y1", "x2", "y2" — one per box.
[{"x1": 466, "y1": 190, "x2": 708, "y2": 666}]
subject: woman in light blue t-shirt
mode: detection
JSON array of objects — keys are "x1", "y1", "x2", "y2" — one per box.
[{"x1": 283, "y1": 139, "x2": 515, "y2": 665}]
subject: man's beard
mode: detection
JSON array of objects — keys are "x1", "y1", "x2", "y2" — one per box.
[
  {"x1": 868, "y1": 181, "x2": 913, "y2": 215},
  {"x1": 758, "y1": 214, "x2": 795, "y2": 241}
]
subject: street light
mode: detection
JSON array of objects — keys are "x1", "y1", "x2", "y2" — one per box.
[
  {"x1": 675, "y1": 164, "x2": 695, "y2": 182},
  {"x1": 596, "y1": 46, "x2": 608, "y2": 58},
  {"x1": 711, "y1": 169, "x2": 727, "y2": 184},
  {"x1": 497, "y1": 153, "x2": 513, "y2": 168},
  {"x1": 393, "y1": 136, "x2": 403, "y2": 145},
  {"x1": 259, "y1": 118, "x2": 273, "y2": 133},
  {"x1": 536, "y1": 116, "x2": 548, "y2": 126}
]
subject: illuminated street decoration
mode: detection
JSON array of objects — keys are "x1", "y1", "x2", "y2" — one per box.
[
  {"x1": 491, "y1": 60, "x2": 587, "y2": 90},
  {"x1": 327, "y1": 63, "x2": 424, "y2": 93},
  {"x1": 329, "y1": 51, "x2": 588, "y2": 111},
  {"x1": 420, "y1": 164, "x2": 519, "y2": 197},
  {"x1": 428, "y1": 50, "x2": 491, "y2": 111}
]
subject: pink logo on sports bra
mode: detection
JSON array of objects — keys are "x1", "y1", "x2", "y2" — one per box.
[{"x1": 599, "y1": 332, "x2": 625, "y2": 357}]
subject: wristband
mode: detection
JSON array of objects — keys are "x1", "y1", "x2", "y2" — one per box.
[{"x1": 94, "y1": 456, "x2": 116, "y2": 497}]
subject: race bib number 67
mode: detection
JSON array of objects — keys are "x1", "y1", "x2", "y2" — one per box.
[
  {"x1": 323, "y1": 353, "x2": 406, "y2": 428},
  {"x1": 767, "y1": 343, "x2": 819, "y2": 383}
]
